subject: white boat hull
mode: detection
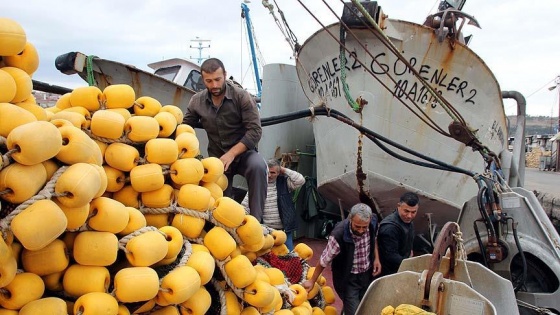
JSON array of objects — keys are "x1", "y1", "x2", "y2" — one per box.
[{"x1": 296, "y1": 20, "x2": 508, "y2": 235}]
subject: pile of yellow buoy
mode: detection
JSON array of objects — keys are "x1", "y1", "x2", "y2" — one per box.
[{"x1": 0, "y1": 17, "x2": 338, "y2": 315}]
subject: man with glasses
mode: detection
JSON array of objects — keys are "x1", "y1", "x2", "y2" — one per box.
[
  {"x1": 377, "y1": 192, "x2": 418, "y2": 277},
  {"x1": 303, "y1": 203, "x2": 381, "y2": 315}
]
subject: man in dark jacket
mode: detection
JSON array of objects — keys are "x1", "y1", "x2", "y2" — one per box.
[
  {"x1": 183, "y1": 58, "x2": 267, "y2": 221},
  {"x1": 377, "y1": 192, "x2": 418, "y2": 276},
  {"x1": 241, "y1": 159, "x2": 304, "y2": 250},
  {"x1": 303, "y1": 203, "x2": 381, "y2": 315}
]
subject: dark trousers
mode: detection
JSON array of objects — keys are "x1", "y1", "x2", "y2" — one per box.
[
  {"x1": 224, "y1": 150, "x2": 267, "y2": 221},
  {"x1": 341, "y1": 271, "x2": 372, "y2": 315}
]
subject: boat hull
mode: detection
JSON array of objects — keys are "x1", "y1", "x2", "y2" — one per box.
[{"x1": 296, "y1": 20, "x2": 508, "y2": 236}]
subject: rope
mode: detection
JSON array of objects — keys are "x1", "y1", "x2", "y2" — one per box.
[
  {"x1": 0, "y1": 148, "x2": 17, "y2": 170},
  {"x1": 118, "y1": 226, "x2": 163, "y2": 252},
  {"x1": 215, "y1": 257, "x2": 245, "y2": 300},
  {"x1": 86, "y1": 55, "x2": 98, "y2": 86},
  {"x1": 174, "y1": 206, "x2": 210, "y2": 220},
  {"x1": 211, "y1": 279, "x2": 229, "y2": 315},
  {"x1": 0, "y1": 166, "x2": 68, "y2": 231},
  {"x1": 177, "y1": 239, "x2": 193, "y2": 267},
  {"x1": 208, "y1": 213, "x2": 244, "y2": 245},
  {"x1": 453, "y1": 226, "x2": 473, "y2": 288},
  {"x1": 516, "y1": 299, "x2": 557, "y2": 314},
  {"x1": 82, "y1": 129, "x2": 134, "y2": 145}
]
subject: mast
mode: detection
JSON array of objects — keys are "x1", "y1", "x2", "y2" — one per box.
[{"x1": 241, "y1": 2, "x2": 262, "y2": 98}]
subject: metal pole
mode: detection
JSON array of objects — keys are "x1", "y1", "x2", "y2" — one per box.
[{"x1": 241, "y1": 3, "x2": 262, "y2": 98}]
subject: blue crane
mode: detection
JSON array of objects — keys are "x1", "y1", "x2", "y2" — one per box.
[{"x1": 241, "y1": 3, "x2": 262, "y2": 99}]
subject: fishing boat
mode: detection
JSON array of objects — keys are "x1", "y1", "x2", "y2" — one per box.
[{"x1": 292, "y1": 1, "x2": 559, "y2": 313}]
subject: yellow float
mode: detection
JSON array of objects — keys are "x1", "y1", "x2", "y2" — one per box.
[
  {"x1": 203, "y1": 226, "x2": 236, "y2": 260},
  {"x1": 177, "y1": 184, "x2": 211, "y2": 211},
  {"x1": 1, "y1": 67, "x2": 32, "y2": 103},
  {"x1": 225, "y1": 255, "x2": 257, "y2": 288},
  {"x1": 175, "y1": 132, "x2": 200, "y2": 159},
  {"x1": 124, "y1": 115, "x2": 160, "y2": 142},
  {"x1": 103, "y1": 84, "x2": 135, "y2": 109},
  {"x1": 62, "y1": 264, "x2": 110, "y2": 297},
  {"x1": 0, "y1": 162, "x2": 47, "y2": 204},
  {"x1": 21, "y1": 239, "x2": 69, "y2": 276},
  {"x1": 104, "y1": 142, "x2": 140, "y2": 172},
  {"x1": 73, "y1": 292, "x2": 119, "y2": 315},
  {"x1": 156, "y1": 265, "x2": 201, "y2": 306},
  {"x1": 212, "y1": 197, "x2": 245, "y2": 228},
  {"x1": 18, "y1": 297, "x2": 67, "y2": 315},
  {"x1": 178, "y1": 286, "x2": 211, "y2": 315},
  {"x1": 134, "y1": 96, "x2": 162, "y2": 117},
  {"x1": 69, "y1": 86, "x2": 102, "y2": 111},
  {"x1": 55, "y1": 162, "x2": 102, "y2": 208},
  {"x1": 125, "y1": 230, "x2": 168, "y2": 266},
  {"x1": 113, "y1": 267, "x2": 160, "y2": 303},
  {"x1": 11, "y1": 199, "x2": 67, "y2": 250},
  {"x1": 3, "y1": 42, "x2": 39, "y2": 75},
  {"x1": 88, "y1": 197, "x2": 129, "y2": 233},
  {"x1": 141, "y1": 184, "x2": 174, "y2": 208},
  {"x1": 145, "y1": 138, "x2": 179, "y2": 165},
  {"x1": 73, "y1": 231, "x2": 119, "y2": 266},
  {"x1": 0, "y1": 102, "x2": 36, "y2": 137},
  {"x1": 0, "y1": 272, "x2": 44, "y2": 310},
  {"x1": 90, "y1": 109, "x2": 126, "y2": 139}
]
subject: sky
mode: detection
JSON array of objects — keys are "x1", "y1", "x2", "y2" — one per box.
[{"x1": 4, "y1": 0, "x2": 560, "y2": 117}]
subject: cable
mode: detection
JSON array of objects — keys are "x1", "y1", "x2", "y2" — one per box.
[{"x1": 261, "y1": 107, "x2": 476, "y2": 176}]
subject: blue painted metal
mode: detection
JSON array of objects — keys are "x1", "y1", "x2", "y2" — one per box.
[{"x1": 241, "y1": 3, "x2": 262, "y2": 99}]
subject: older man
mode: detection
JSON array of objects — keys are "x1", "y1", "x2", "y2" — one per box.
[
  {"x1": 303, "y1": 203, "x2": 381, "y2": 315},
  {"x1": 242, "y1": 159, "x2": 305, "y2": 250}
]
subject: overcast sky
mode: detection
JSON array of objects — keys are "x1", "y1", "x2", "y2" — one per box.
[{"x1": 4, "y1": 0, "x2": 560, "y2": 117}]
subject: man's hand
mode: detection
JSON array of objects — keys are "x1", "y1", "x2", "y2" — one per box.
[
  {"x1": 220, "y1": 152, "x2": 236, "y2": 171},
  {"x1": 302, "y1": 279, "x2": 314, "y2": 292},
  {"x1": 373, "y1": 260, "x2": 382, "y2": 276}
]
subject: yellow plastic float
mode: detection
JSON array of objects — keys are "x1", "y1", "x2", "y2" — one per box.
[
  {"x1": 134, "y1": 96, "x2": 162, "y2": 117},
  {"x1": 156, "y1": 265, "x2": 201, "y2": 306},
  {"x1": 18, "y1": 297, "x2": 67, "y2": 315},
  {"x1": 124, "y1": 115, "x2": 160, "y2": 142},
  {"x1": 73, "y1": 231, "x2": 119, "y2": 266},
  {"x1": 73, "y1": 292, "x2": 119, "y2": 315},
  {"x1": 0, "y1": 162, "x2": 47, "y2": 204},
  {"x1": 113, "y1": 267, "x2": 160, "y2": 303},
  {"x1": 0, "y1": 272, "x2": 44, "y2": 310},
  {"x1": 3, "y1": 42, "x2": 39, "y2": 75},
  {"x1": 125, "y1": 230, "x2": 168, "y2": 266},
  {"x1": 1, "y1": 66, "x2": 32, "y2": 103},
  {"x1": 175, "y1": 132, "x2": 200, "y2": 159},
  {"x1": 20, "y1": 239, "x2": 69, "y2": 276},
  {"x1": 55, "y1": 162, "x2": 102, "y2": 208},
  {"x1": 62, "y1": 264, "x2": 110, "y2": 297},
  {"x1": 102, "y1": 84, "x2": 135, "y2": 109},
  {"x1": 10, "y1": 199, "x2": 67, "y2": 250},
  {"x1": 145, "y1": 138, "x2": 179, "y2": 165},
  {"x1": 178, "y1": 286, "x2": 212, "y2": 315},
  {"x1": 88, "y1": 197, "x2": 129, "y2": 233},
  {"x1": 69, "y1": 86, "x2": 102, "y2": 111}
]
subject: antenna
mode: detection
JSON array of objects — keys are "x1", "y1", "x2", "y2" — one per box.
[{"x1": 189, "y1": 37, "x2": 211, "y2": 65}]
